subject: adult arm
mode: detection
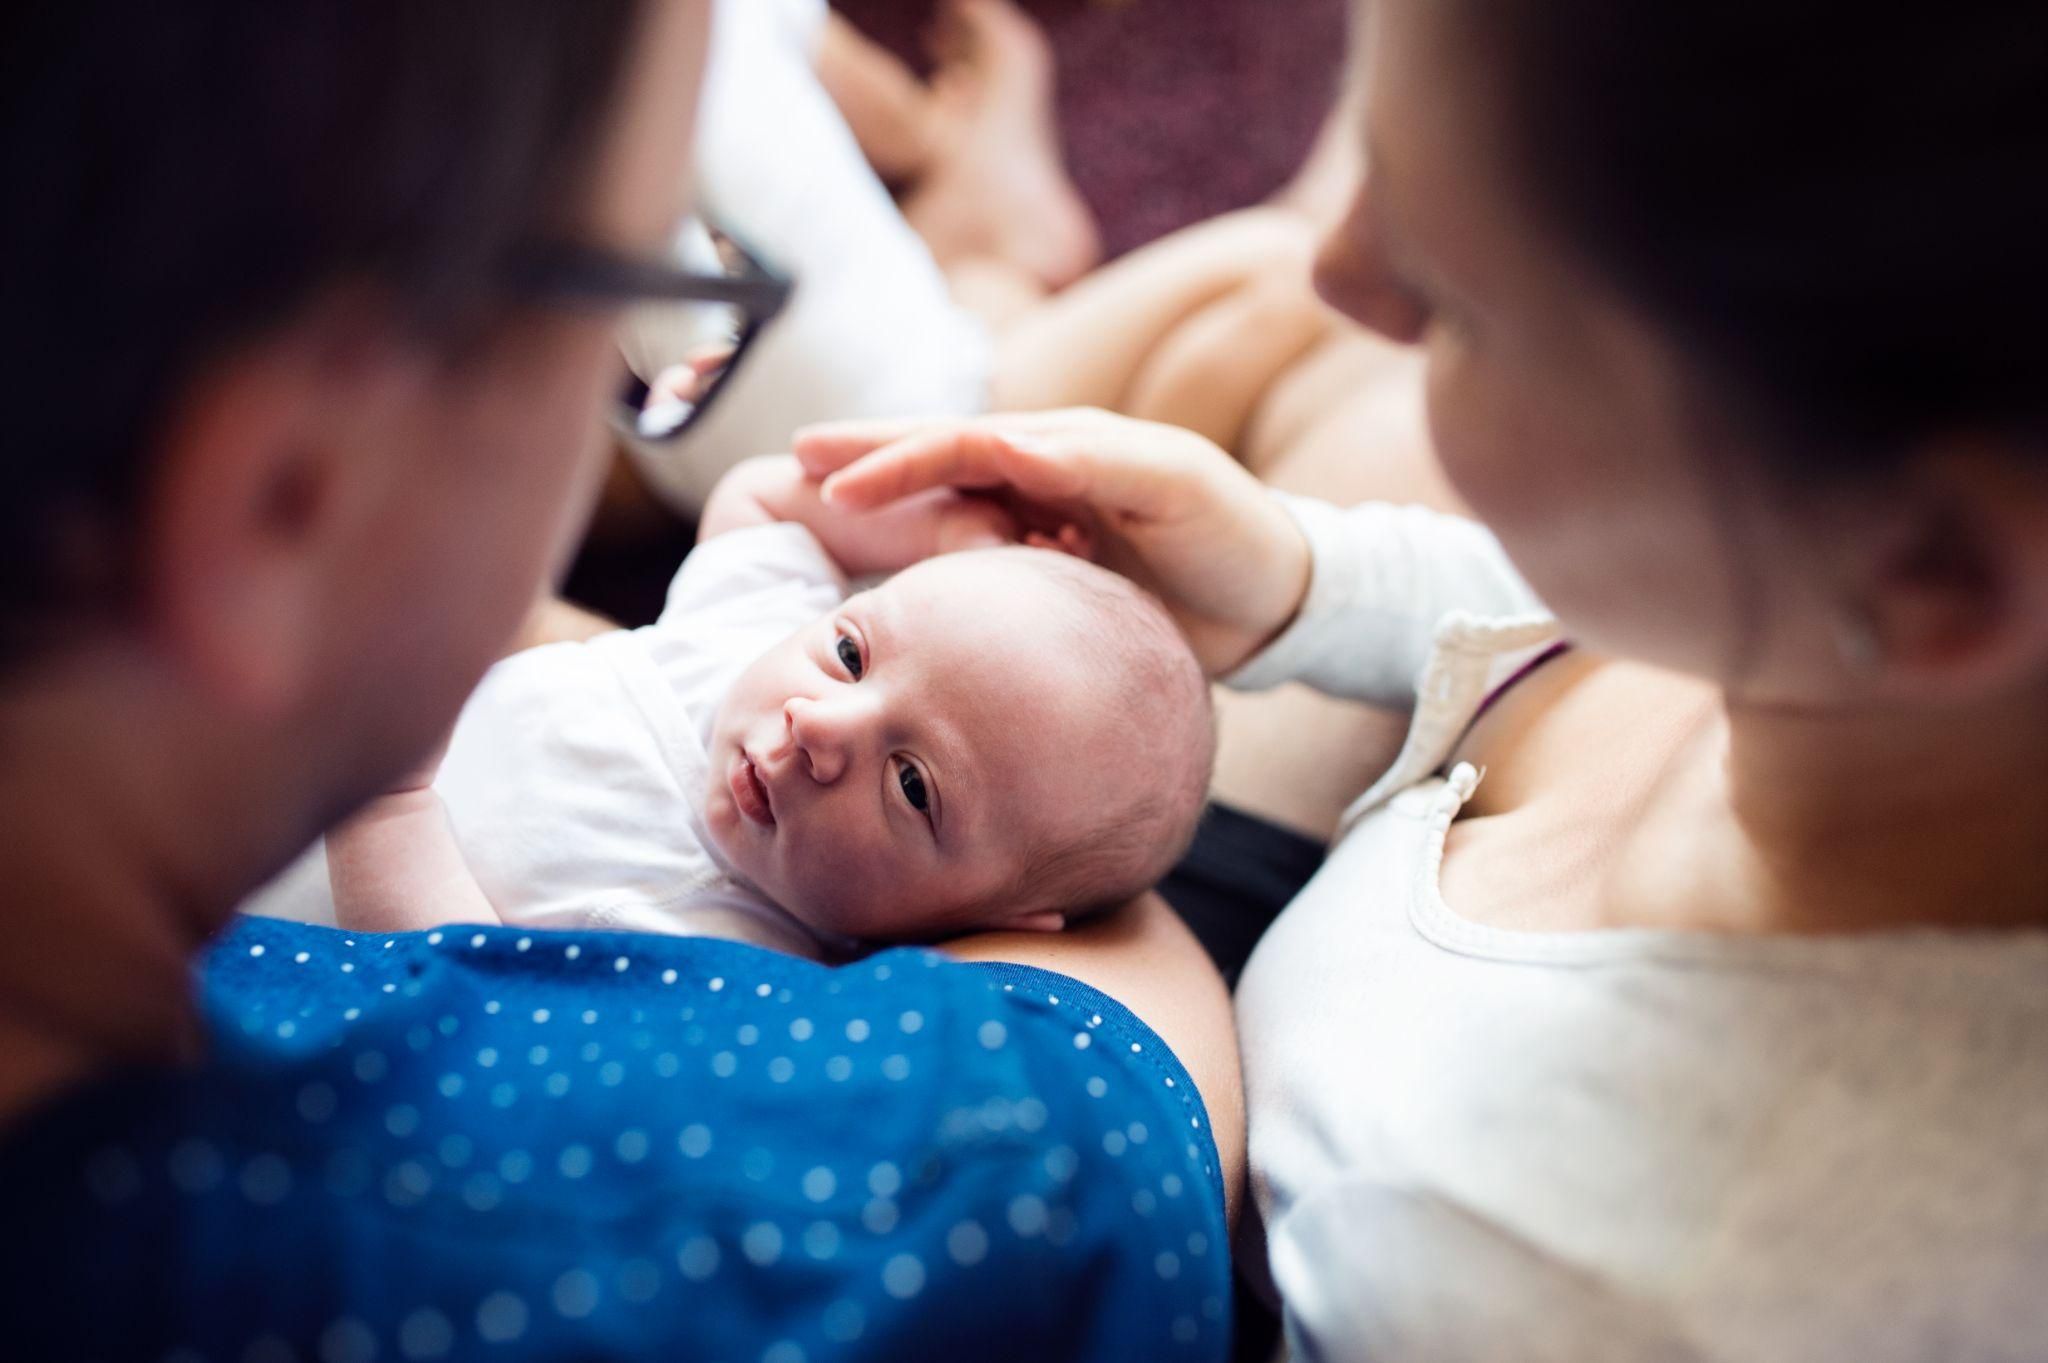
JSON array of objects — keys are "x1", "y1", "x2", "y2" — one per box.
[
  {"x1": 1220, "y1": 492, "x2": 1546, "y2": 704},
  {"x1": 795, "y1": 408, "x2": 1546, "y2": 706},
  {"x1": 942, "y1": 891, "x2": 1245, "y2": 1226}
]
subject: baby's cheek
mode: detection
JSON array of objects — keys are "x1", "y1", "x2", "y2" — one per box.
[{"x1": 783, "y1": 841, "x2": 917, "y2": 937}]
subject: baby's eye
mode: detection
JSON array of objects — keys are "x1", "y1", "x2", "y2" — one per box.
[
  {"x1": 897, "y1": 761, "x2": 929, "y2": 813},
  {"x1": 835, "y1": 633, "x2": 863, "y2": 680}
]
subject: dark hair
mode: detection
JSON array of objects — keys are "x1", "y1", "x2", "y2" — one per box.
[
  {"x1": 1464, "y1": 0, "x2": 2048, "y2": 473},
  {"x1": 0, "y1": 0, "x2": 646, "y2": 662}
]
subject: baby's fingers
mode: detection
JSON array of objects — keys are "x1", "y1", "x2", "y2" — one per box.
[
  {"x1": 1053, "y1": 522, "x2": 1094, "y2": 557},
  {"x1": 1022, "y1": 523, "x2": 1095, "y2": 560}
]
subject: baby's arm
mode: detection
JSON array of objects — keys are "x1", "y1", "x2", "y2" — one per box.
[
  {"x1": 700, "y1": 453, "x2": 1018, "y2": 575},
  {"x1": 327, "y1": 759, "x2": 499, "y2": 935}
]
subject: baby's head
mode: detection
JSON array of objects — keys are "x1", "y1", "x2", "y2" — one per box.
[{"x1": 704, "y1": 547, "x2": 1213, "y2": 944}]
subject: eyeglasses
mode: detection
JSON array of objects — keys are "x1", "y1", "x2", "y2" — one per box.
[{"x1": 506, "y1": 224, "x2": 792, "y2": 442}]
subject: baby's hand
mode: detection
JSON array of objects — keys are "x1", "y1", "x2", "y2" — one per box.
[
  {"x1": 703, "y1": 453, "x2": 1022, "y2": 576},
  {"x1": 1022, "y1": 523, "x2": 1094, "y2": 559}
]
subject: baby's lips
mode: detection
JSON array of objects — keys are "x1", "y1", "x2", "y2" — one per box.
[{"x1": 729, "y1": 749, "x2": 779, "y2": 828}]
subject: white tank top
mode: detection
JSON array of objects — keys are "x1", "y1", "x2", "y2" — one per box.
[{"x1": 1229, "y1": 494, "x2": 2048, "y2": 1362}]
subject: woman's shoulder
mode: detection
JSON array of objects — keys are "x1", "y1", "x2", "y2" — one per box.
[{"x1": 0, "y1": 918, "x2": 1232, "y2": 1361}]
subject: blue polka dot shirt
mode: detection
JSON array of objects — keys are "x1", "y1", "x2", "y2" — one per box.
[{"x1": 0, "y1": 918, "x2": 1229, "y2": 1362}]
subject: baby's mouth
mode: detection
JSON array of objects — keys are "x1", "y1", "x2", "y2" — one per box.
[{"x1": 729, "y1": 751, "x2": 777, "y2": 828}]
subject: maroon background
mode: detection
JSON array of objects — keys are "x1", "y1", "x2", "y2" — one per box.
[{"x1": 829, "y1": 0, "x2": 1351, "y2": 257}]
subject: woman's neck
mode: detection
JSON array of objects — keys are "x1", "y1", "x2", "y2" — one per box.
[{"x1": 1626, "y1": 681, "x2": 2048, "y2": 936}]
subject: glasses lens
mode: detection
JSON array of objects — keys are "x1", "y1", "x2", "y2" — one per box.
[{"x1": 616, "y1": 225, "x2": 756, "y2": 441}]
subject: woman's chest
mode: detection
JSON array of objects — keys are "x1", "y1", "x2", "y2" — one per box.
[
  {"x1": 1236, "y1": 813, "x2": 1767, "y2": 1259},
  {"x1": 1436, "y1": 656, "x2": 1720, "y2": 932}
]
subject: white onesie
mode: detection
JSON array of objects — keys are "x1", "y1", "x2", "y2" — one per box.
[{"x1": 244, "y1": 524, "x2": 850, "y2": 960}]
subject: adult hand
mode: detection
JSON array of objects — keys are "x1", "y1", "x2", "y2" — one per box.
[
  {"x1": 702, "y1": 453, "x2": 1019, "y2": 577},
  {"x1": 794, "y1": 408, "x2": 1310, "y2": 674}
]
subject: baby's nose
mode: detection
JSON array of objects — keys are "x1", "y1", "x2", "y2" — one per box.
[{"x1": 784, "y1": 696, "x2": 853, "y2": 785}]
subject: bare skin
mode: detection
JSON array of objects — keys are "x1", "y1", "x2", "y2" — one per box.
[
  {"x1": 1445, "y1": 649, "x2": 2048, "y2": 938},
  {"x1": 793, "y1": 0, "x2": 2048, "y2": 947},
  {"x1": 815, "y1": 12, "x2": 945, "y2": 186},
  {"x1": 974, "y1": 209, "x2": 1448, "y2": 837},
  {"x1": 901, "y1": 0, "x2": 1102, "y2": 292},
  {"x1": 826, "y1": 0, "x2": 1101, "y2": 295}
]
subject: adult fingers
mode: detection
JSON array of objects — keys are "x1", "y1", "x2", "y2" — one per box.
[
  {"x1": 817, "y1": 425, "x2": 1093, "y2": 511},
  {"x1": 791, "y1": 417, "x2": 954, "y2": 479},
  {"x1": 933, "y1": 494, "x2": 1023, "y2": 553},
  {"x1": 795, "y1": 409, "x2": 1121, "y2": 489},
  {"x1": 821, "y1": 415, "x2": 1221, "y2": 536}
]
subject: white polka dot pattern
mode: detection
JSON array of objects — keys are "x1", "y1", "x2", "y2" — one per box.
[{"x1": 11, "y1": 929, "x2": 1230, "y2": 1360}]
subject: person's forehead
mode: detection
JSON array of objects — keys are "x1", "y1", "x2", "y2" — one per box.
[
  {"x1": 871, "y1": 565, "x2": 1116, "y2": 846},
  {"x1": 878, "y1": 558, "x2": 1093, "y2": 696}
]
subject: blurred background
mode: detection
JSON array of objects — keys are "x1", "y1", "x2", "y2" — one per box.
[
  {"x1": 831, "y1": 0, "x2": 1347, "y2": 255},
  {"x1": 568, "y1": 0, "x2": 1352, "y2": 624}
]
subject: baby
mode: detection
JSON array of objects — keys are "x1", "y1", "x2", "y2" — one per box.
[{"x1": 266, "y1": 455, "x2": 1215, "y2": 960}]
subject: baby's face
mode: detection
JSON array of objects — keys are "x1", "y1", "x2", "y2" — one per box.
[{"x1": 704, "y1": 553, "x2": 1129, "y2": 941}]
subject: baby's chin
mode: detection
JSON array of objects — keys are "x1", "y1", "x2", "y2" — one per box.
[
  {"x1": 697, "y1": 766, "x2": 823, "y2": 930},
  {"x1": 743, "y1": 872, "x2": 931, "y2": 947}
]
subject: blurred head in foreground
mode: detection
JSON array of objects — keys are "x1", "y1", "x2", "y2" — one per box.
[{"x1": 0, "y1": 0, "x2": 711, "y2": 915}]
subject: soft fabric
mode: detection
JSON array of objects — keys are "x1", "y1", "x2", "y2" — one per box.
[
  {"x1": 247, "y1": 524, "x2": 850, "y2": 957},
  {"x1": 1230, "y1": 494, "x2": 2048, "y2": 1362},
  {"x1": 0, "y1": 918, "x2": 1229, "y2": 1361},
  {"x1": 618, "y1": 0, "x2": 993, "y2": 516}
]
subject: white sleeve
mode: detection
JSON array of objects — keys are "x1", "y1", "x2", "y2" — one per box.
[
  {"x1": 1225, "y1": 494, "x2": 1550, "y2": 708},
  {"x1": 660, "y1": 522, "x2": 846, "y2": 623},
  {"x1": 635, "y1": 523, "x2": 850, "y2": 710}
]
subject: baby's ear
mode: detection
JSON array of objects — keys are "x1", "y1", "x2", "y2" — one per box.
[{"x1": 1003, "y1": 909, "x2": 1067, "y2": 935}]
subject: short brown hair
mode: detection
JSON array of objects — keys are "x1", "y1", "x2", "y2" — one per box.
[
  {"x1": 971, "y1": 549, "x2": 1216, "y2": 923},
  {"x1": 0, "y1": 0, "x2": 646, "y2": 666}
]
